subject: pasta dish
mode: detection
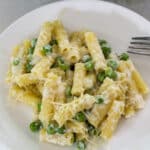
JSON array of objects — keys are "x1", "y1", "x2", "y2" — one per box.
[{"x1": 6, "y1": 20, "x2": 149, "y2": 149}]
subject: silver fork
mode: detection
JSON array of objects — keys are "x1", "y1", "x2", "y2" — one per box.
[{"x1": 127, "y1": 37, "x2": 150, "y2": 56}]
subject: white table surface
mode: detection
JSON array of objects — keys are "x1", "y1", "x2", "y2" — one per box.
[{"x1": 0, "y1": 0, "x2": 150, "y2": 33}]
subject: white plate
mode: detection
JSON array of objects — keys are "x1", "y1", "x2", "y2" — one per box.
[{"x1": 0, "y1": 0, "x2": 150, "y2": 150}]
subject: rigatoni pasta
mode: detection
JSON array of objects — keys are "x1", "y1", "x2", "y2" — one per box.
[
  {"x1": 127, "y1": 60, "x2": 149, "y2": 94},
  {"x1": 85, "y1": 32, "x2": 106, "y2": 72},
  {"x1": 6, "y1": 20, "x2": 149, "y2": 149},
  {"x1": 40, "y1": 129, "x2": 74, "y2": 146},
  {"x1": 9, "y1": 84, "x2": 41, "y2": 111},
  {"x1": 71, "y1": 63, "x2": 86, "y2": 96},
  {"x1": 33, "y1": 22, "x2": 53, "y2": 58},
  {"x1": 118, "y1": 60, "x2": 146, "y2": 118},
  {"x1": 67, "y1": 46, "x2": 80, "y2": 64},
  {"x1": 100, "y1": 100, "x2": 125, "y2": 139},
  {"x1": 9, "y1": 40, "x2": 31, "y2": 79},
  {"x1": 54, "y1": 94, "x2": 96, "y2": 126},
  {"x1": 13, "y1": 73, "x2": 38, "y2": 87},
  {"x1": 53, "y1": 20, "x2": 70, "y2": 54}
]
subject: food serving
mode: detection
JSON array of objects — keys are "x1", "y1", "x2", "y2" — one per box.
[{"x1": 6, "y1": 20, "x2": 149, "y2": 150}]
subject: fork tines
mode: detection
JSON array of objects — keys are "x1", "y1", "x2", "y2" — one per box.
[
  {"x1": 127, "y1": 36, "x2": 150, "y2": 56},
  {"x1": 132, "y1": 36, "x2": 150, "y2": 40}
]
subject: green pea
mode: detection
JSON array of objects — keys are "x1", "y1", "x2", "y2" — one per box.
[
  {"x1": 88, "y1": 124, "x2": 97, "y2": 136},
  {"x1": 58, "y1": 62, "x2": 69, "y2": 70},
  {"x1": 13, "y1": 58, "x2": 20, "y2": 65},
  {"x1": 31, "y1": 38, "x2": 37, "y2": 48},
  {"x1": 76, "y1": 140, "x2": 86, "y2": 150},
  {"x1": 25, "y1": 62, "x2": 33, "y2": 73},
  {"x1": 85, "y1": 61, "x2": 94, "y2": 71},
  {"x1": 42, "y1": 44, "x2": 52, "y2": 56},
  {"x1": 99, "y1": 39, "x2": 111, "y2": 59},
  {"x1": 47, "y1": 123, "x2": 58, "y2": 135},
  {"x1": 82, "y1": 55, "x2": 91, "y2": 63},
  {"x1": 57, "y1": 57, "x2": 69, "y2": 71},
  {"x1": 86, "y1": 121, "x2": 100, "y2": 136},
  {"x1": 59, "y1": 63, "x2": 69, "y2": 71},
  {"x1": 119, "y1": 52, "x2": 129, "y2": 61},
  {"x1": 74, "y1": 112, "x2": 86, "y2": 122},
  {"x1": 30, "y1": 120, "x2": 42, "y2": 132},
  {"x1": 50, "y1": 39, "x2": 58, "y2": 45},
  {"x1": 107, "y1": 59, "x2": 118, "y2": 70},
  {"x1": 97, "y1": 71, "x2": 106, "y2": 83},
  {"x1": 96, "y1": 95, "x2": 104, "y2": 104},
  {"x1": 99, "y1": 39, "x2": 107, "y2": 45},
  {"x1": 105, "y1": 68, "x2": 117, "y2": 80},
  {"x1": 37, "y1": 103, "x2": 42, "y2": 113},
  {"x1": 65, "y1": 86, "x2": 72, "y2": 97},
  {"x1": 105, "y1": 67, "x2": 113, "y2": 76},
  {"x1": 56, "y1": 126, "x2": 66, "y2": 134},
  {"x1": 111, "y1": 71, "x2": 117, "y2": 80},
  {"x1": 101, "y1": 43, "x2": 111, "y2": 58}
]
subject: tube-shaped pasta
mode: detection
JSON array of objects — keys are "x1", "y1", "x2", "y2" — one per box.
[
  {"x1": 127, "y1": 60, "x2": 149, "y2": 94},
  {"x1": 83, "y1": 73, "x2": 96, "y2": 90},
  {"x1": 118, "y1": 60, "x2": 149, "y2": 95},
  {"x1": 39, "y1": 74, "x2": 59, "y2": 127},
  {"x1": 31, "y1": 57, "x2": 54, "y2": 79},
  {"x1": 71, "y1": 63, "x2": 86, "y2": 96},
  {"x1": 79, "y1": 47, "x2": 89, "y2": 58},
  {"x1": 7, "y1": 46, "x2": 20, "y2": 82},
  {"x1": 68, "y1": 32, "x2": 87, "y2": 62},
  {"x1": 14, "y1": 73, "x2": 38, "y2": 87},
  {"x1": 67, "y1": 45, "x2": 80, "y2": 63},
  {"x1": 36, "y1": 81, "x2": 44, "y2": 95},
  {"x1": 9, "y1": 84, "x2": 41, "y2": 110},
  {"x1": 98, "y1": 78, "x2": 122, "y2": 99},
  {"x1": 53, "y1": 20, "x2": 70, "y2": 54},
  {"x1": 118, "y1": 60, "x2": 146, "y2": 118},
  {"x1": 70, "y1": 32, "x2": 85, "y2": 47},
  {"x1": 70, "y1": 31, "x2": 89, "y2": 57},
  {"x1": 40, "y1": 129, "x2": 74, "y2": 146},
  {"x1": 39, "y1": 100, "x2": 55, "y2": 127},
  {"x1": 42, "y1": 77, "x2": 58, "y2": 100},
  {"x1": 65, "y1": 70, "x2": 74, "y2": 85},
  {"x1": 33, "y1": 22, "x2": 53, "y2": 58},
  {"x1": 55, "y1": 78, "x2": 66, "y2": 103},
  {"x1": 12, "y1": 40, "x2": 30, "y2": 57},
  {"x1": 48, "y1": 69, "x2": 66, "y2": 102},
  {"x1": 48, "y1": 68, "x2": 65, "y2": 79},
  {"x1": 125, "y1": 79, "x2": 145, "y2": 118},
  {"x1": 54, "y1": 94, "x2": 96, "y2": 126},
  {"x1": 66, "y1": 120, "x2": 88, "y2": 138},
  {"x1": 86, "y1": 102, "x2": 112, "y2": 128},
  {"x1": 66, "y1": 120, "x2": 87, "y2": 134},
  {"x1": 86, "y1": 78, "x2": 122, "y2": 128},
  {"x1": 100, "y1": 100, "x2": 125, "y2": 140},
  {"x1": 11, "y1": 40, "x2": 31, "y2": 76},
  {"x1": 84, "y1": 32, "x2": 106, "y2": 72}
]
